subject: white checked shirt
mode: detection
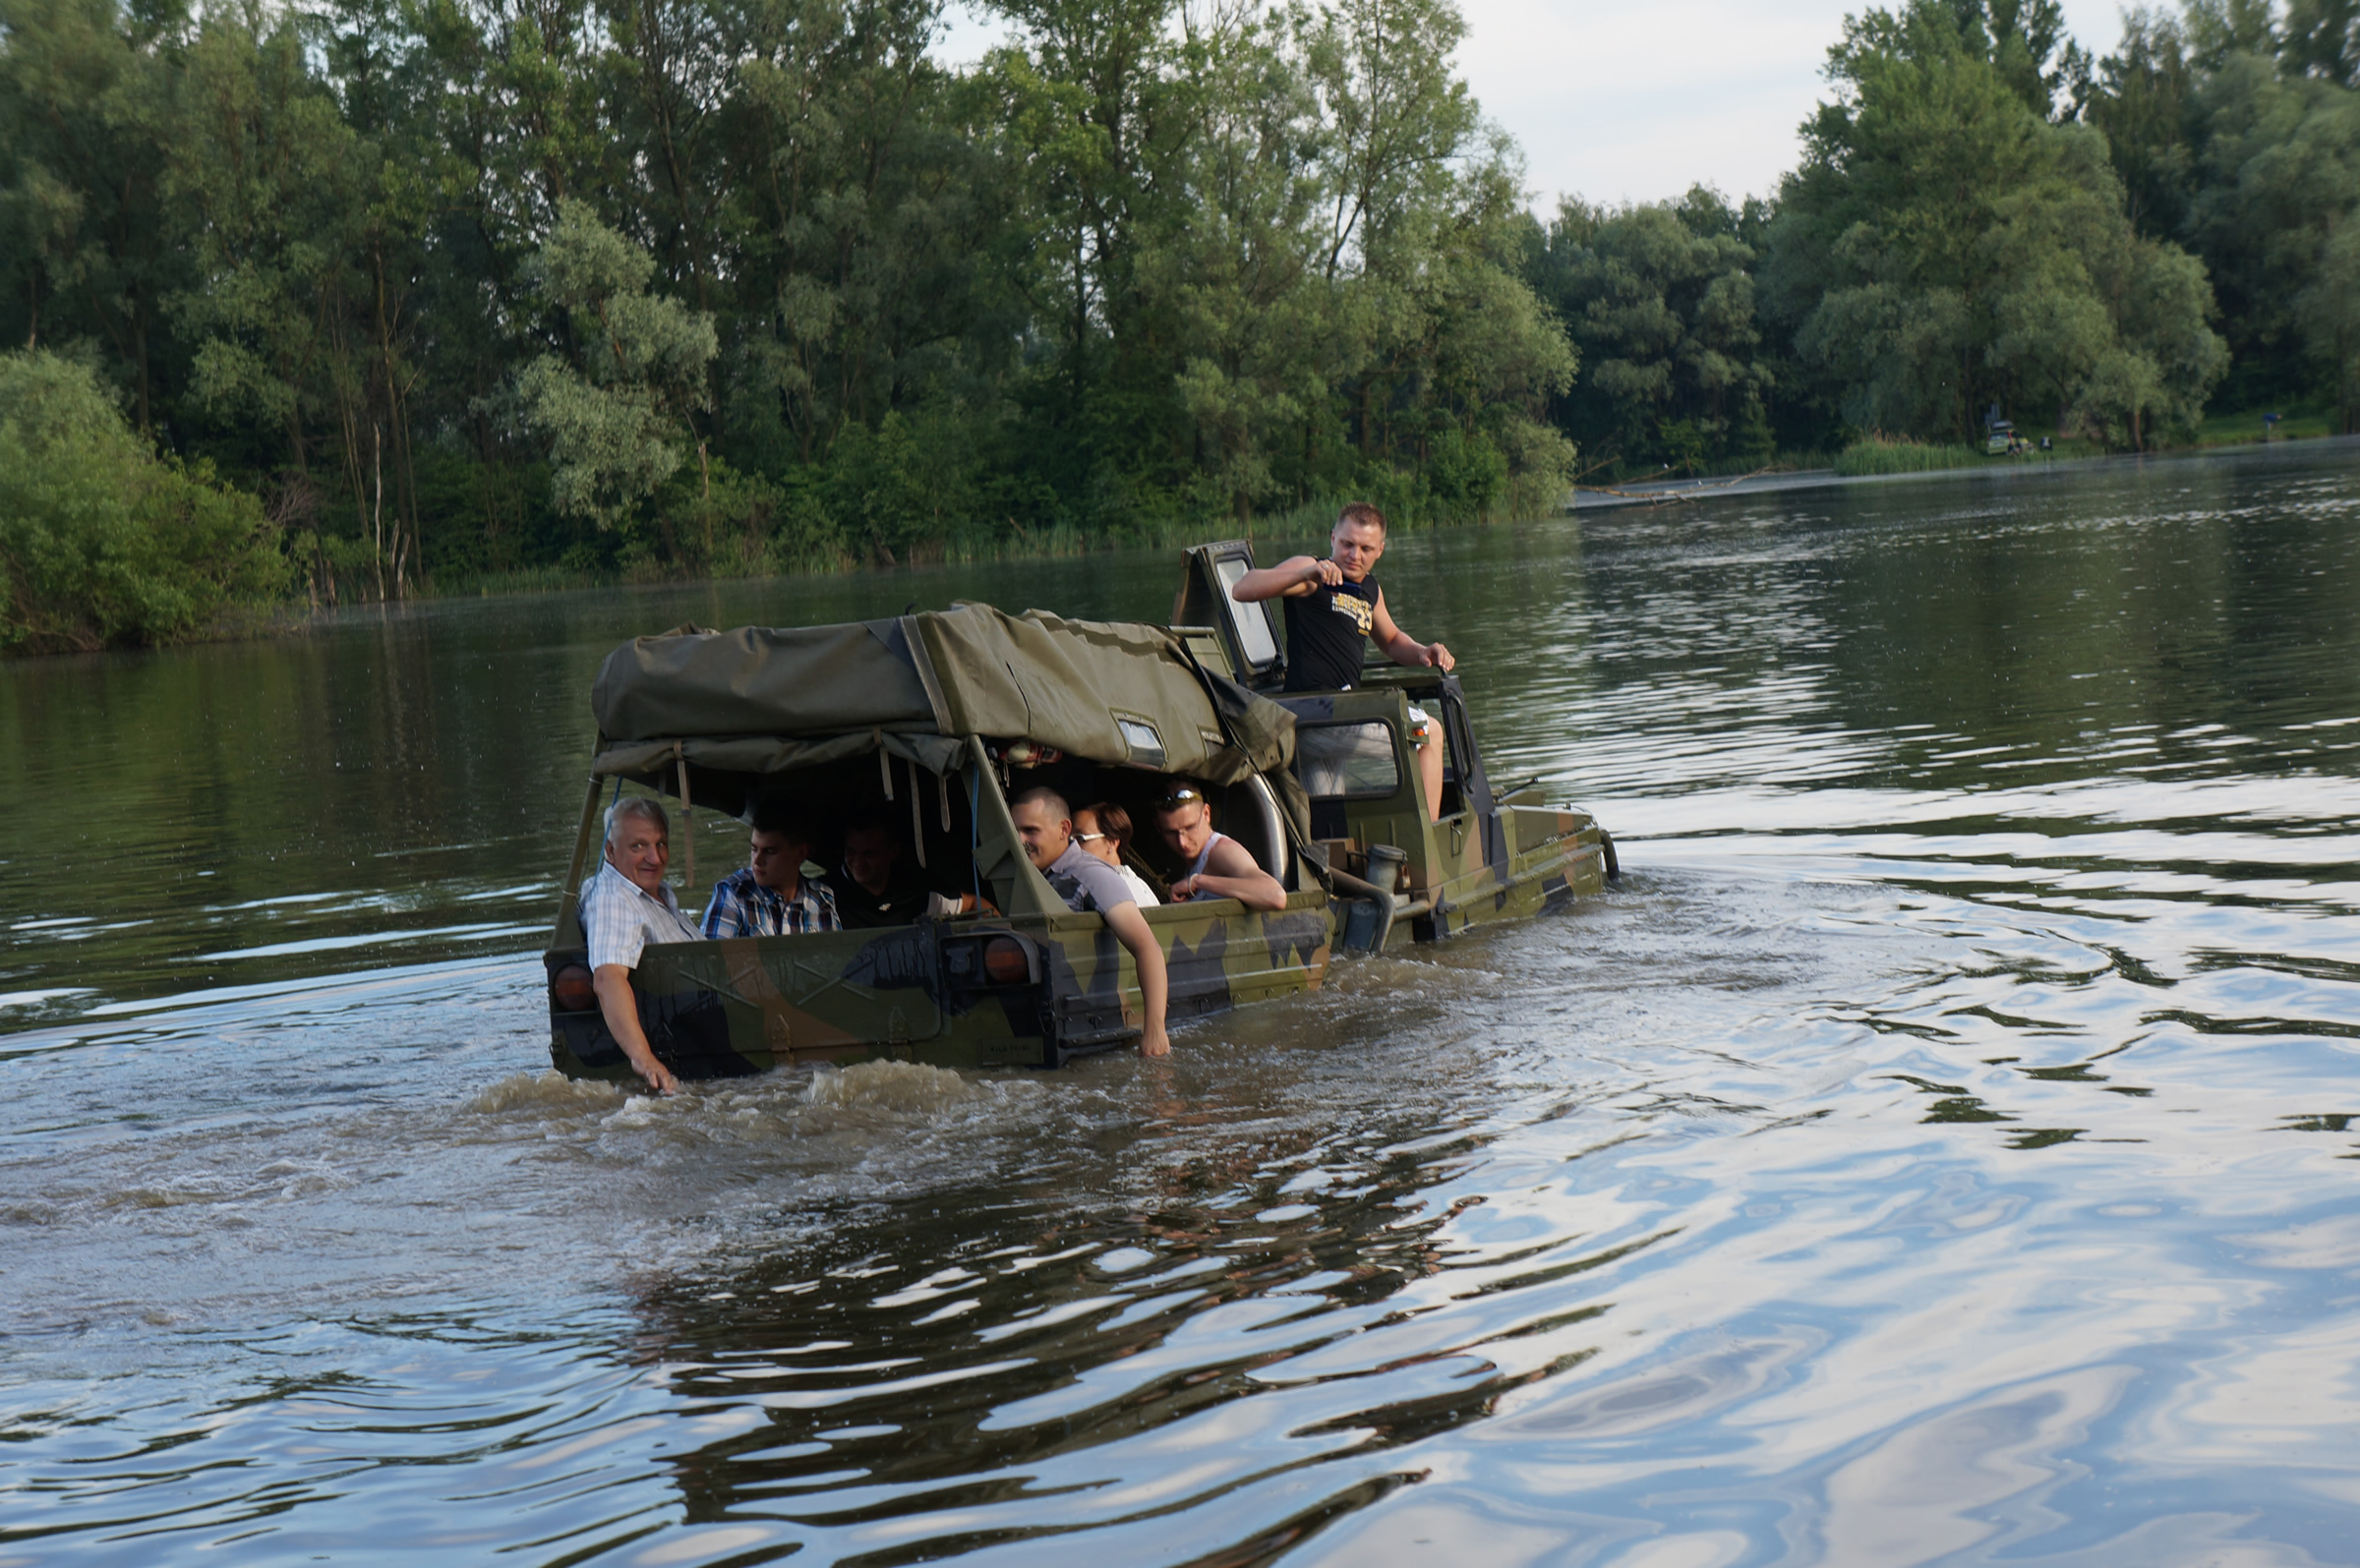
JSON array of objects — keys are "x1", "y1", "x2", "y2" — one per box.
[{"x1": 581, "y1": 861, "x2": 703, "y2": 970}]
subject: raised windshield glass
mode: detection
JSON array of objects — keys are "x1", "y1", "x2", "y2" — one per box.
[{"x1": 1214, "y1": 557, "x2": 1279, "y2": 668}]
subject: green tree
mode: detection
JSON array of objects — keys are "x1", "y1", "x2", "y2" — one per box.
[
  {"x1": 2282, "y1": 0, "x2": 2360, "y2": 83},
  {"x1": 2082, "y1": 9, "x2": 2201, "y2": 240},
  {"x1": 1764, "y1": 0, "x2": 2224, "y2": 446},
  {"x1": 2182, "y1": 0, "x2": 2280, "y2": 64},
  {"x1": 718, "y1": 0, "x2": 1006, "y2": 475},
  {"x1": 983, "y1": 0, "x2": 1213, "y2": 512},
  {"x1": 0, "y1": 0, "x2": 188, "y2": 429},
  {"x1": 2298, "y1": 209, "x2": 2360, "y2": 427},
  {"x1": 0, "y1": 0, "x2": 1625, "y2": 614},
  {"x1": 0, "y1": 348, "x2": 284, "y2": 650},
  {"x1": 2181, "y1": 49, "x2": 2360, "y2": 405},
  {"x1": 1526, "y1": 186, "x2": 1773, "y2": 475},
  {"x1": 1296, "y1": 0, "x2": 1576, "y2": 516},
  {"x1": 511, "y1": 199, "x2": 717, "y2": 536},
  {"x1": 1154, "y1": 6, "x2": 1332, "y2": 522},
  {"x1": 160, "y1": 2, "x2": 418, "y2": 601},
  {"x1": 1411, "y1": 238, "x2": 1578, "y2": 513}
]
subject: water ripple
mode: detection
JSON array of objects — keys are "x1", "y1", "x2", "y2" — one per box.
[{"x1": 6, "y1": 443, "x2": 2360, "y2": 1563}]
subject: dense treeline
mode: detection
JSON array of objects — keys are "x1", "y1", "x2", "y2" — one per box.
[
  {"x1": 1528, "y1": 0, "x2": 2358, "y2": 476},
  {"x1": 0, "y1": 0, "x2": 2352, "y2": 647},
  {"x1": 0, "y1": 0, "x2": 1572, "y2": 644}
]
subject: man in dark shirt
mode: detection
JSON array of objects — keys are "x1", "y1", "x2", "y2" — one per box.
[
  {"x1": 828, "y1": 817, "x2": 930, "y2": 928},
  {"x1": 1230, "y1": 501, "x2": 1453, "y2": 815}
]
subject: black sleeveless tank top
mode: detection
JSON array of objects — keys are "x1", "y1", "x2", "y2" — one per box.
[{"x1": 1282, "y1": 571, "x2": 1379, "y2": 691}]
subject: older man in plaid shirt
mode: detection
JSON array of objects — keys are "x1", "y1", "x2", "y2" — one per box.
[
  {"x1": 582, "y1": 795, "x2": 703, "y2": 1094},
  {"x1": 701, "y1": 800, "x2": 839, "y2": 939}
]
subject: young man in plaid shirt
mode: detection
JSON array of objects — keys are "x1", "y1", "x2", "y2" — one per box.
[{"x1": 701, "y1": 800, "x2": 840, "y2": 938}]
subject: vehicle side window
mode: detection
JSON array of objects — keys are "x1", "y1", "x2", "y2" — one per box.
[
  {"x1": 1294, "y1": 721, "x2": 1400, "y2": 799},
  {"x1": 1114, "y1": 715, "x2": 1166, "y2": 769}
]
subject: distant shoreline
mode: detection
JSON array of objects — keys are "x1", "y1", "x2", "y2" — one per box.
[
  {"x1": 1567, "y1": 435, "x2": 2360, "y2": 512},
  {"x1": 13, "y1": 437, "x2": 2351, "y2": 661}
]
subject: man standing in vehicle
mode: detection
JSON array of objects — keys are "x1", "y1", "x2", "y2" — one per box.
[
  {"x1": 1008, "y1": 786, "x2": 1170, "y2": 1058},
  {"x1": 1229, "y1": 501, "x2": 1453, "y2": 817},
  {"x1": 1151, "y1": 785, "x2": 1287, "y2": 911},
  {"x1": 702, "y1": 800, "x2": 838, "y2": 938},
  {"x1": 582, "y1": 796, "x2": 699, "y2": 1095}
]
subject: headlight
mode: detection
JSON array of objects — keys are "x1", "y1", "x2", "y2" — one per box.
[
  {"x1": 982, "y1": 936, "x2": 1031, "y2": 986},
  {"x1": 551, "y1": 963, "x2": 597, "y2": 1012}
]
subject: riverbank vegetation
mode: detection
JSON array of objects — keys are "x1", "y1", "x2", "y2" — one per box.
[
  {"x1": 1, "y1": 0, "x2": 2354, "y2": 644},
  {"x1": 0, "y1": 0, "x2": 1574, "y2": 629},
  {"x1": 0, "y1": 351, "x2": 286, "y2": 651},
  {"x1": 1833, "y1": 438, "x2": 1994, "y2": 477},
  {"x1": 2198, "y1": 399, "x2": 2339, "y2": 444},
  {"x1": 1832, "y1": 433, "x2": 2117, "y2": 476}
]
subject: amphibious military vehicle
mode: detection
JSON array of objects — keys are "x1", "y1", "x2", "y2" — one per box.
[{"x1": 542, "y1": 543, "x2": 1616, "y2": 1080}]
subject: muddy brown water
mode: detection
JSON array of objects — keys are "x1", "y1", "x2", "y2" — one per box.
[{"x1": 4, "y1": 442, "x2": 2359, "y2": 1566}]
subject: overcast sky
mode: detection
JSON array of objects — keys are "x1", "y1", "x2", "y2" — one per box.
[
  {"x1": 939, "y1": 0, "x2": 2135, "y2": 210},
  {"x1": 1457, "y1": 0, "x2": 2131, "y2": 209}
]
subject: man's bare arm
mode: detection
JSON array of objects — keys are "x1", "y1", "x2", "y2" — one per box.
[
  {"x1": 1103, "y1": 902, "x2": 1170, "y2": 1056},
  {"x1": 1229, "y1": 554, "x2": 1338, "y2": 603},
  {"x1": 1370, "y1": 589, "x2": 1453, "y2": 672},
  {"x1": 593, "y1": 964, "x2": 680, "y2": 1094},
  {"x1": 1170, "y1": 839, "x2": 1288, "y2": 911}
]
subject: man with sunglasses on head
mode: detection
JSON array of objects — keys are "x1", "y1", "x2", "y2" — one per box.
[
  {"x1": 1229, "y1": 500, "x2": 1452, "y2": 818},
  {"x1": 1152, "y1": 784, "x2": 1287, "y2": 911}
]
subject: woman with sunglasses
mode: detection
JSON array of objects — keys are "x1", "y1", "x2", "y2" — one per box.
[{"x1": 1075, "y1": 802, "x2": 1159, "y2": 906}]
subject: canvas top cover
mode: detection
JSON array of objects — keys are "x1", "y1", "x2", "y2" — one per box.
[{"x1": 587, "y1": 603, "x2": 1296, "y2": 787}]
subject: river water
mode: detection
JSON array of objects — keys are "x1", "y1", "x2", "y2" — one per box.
[{"x1": 4, "y1": 443, "x2": 2357, "y2": 1566}]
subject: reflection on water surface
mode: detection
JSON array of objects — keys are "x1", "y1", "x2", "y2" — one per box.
[{"x1": 4, "y1": 443, "x2": 2359, "y2": 1565}]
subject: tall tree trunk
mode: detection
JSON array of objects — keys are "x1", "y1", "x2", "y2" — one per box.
[
  {"x1": 372, "y1": 239, "x2": 418, "y2": 599},
  {"x1": 372, "y1": 421, "x2": 387, "y2": 602}
]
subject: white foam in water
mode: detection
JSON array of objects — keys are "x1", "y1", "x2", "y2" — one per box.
[
  {"x1": 466, "y1": 1070, "x2": 626, "y2": 1116},
  {"x1": 803, "y1": 1059, "x2": 972, "y2": 1112}
]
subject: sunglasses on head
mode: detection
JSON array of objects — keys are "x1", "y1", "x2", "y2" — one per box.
[{"x1": 1157, "y1": 786, "x2": 1204, "y2": 809}]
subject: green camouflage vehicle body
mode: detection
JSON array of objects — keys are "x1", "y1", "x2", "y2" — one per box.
[
  {"x1": 547, "y1": 897, "x2": 1336, "y2": 1079},
  {"x1": 1274, "y1": 680, "x2": 1614, "y2": 950},
  {"x1": 544, "y1": 549, "x2": 1611, "y2": 1081},
  {"x1": 546, "y1": 727, "x2": 1336, "y2": 1078}
]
